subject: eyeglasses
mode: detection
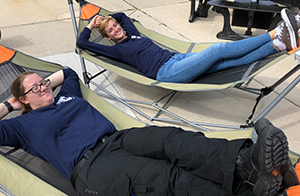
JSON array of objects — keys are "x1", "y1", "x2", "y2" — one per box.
[{"x1": 23, "y1": 79, "x2": 51, "y2": 96}]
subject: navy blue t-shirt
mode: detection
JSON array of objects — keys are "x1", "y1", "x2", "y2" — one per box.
[
  {"x1": 0, "y1": 68, "x2": 116, "y2": 179},
  {"x1": 76, "y1": 12, "x2": 175, "y2": 79}
]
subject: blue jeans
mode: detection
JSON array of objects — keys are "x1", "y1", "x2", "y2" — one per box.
[{"x1": 156, "y1": 33, "x2": 279, "y2": 83}]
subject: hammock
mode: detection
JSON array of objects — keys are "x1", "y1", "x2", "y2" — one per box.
[
  {"x1": 0, "y1": 44, "x2": 144, "y2": 196},
  {"x1": 68, "y1": 0, "x2": 300, "y2": 131},
  {"x1": 0, "y1": 44, "x2": 299, "y2": 195}
]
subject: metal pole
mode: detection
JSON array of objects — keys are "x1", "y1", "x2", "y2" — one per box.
[
  {"x1": 253, "y1": 73, "x2": 300, "y2": 124},
  {"x1": 67, "y1": 0, "x2": 90, "y2": 87},
  {"x1": 68, "y1": 0, "x2": 78, "y2": 38}
]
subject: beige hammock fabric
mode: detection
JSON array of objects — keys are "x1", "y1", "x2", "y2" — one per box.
[{"x1": 74, "y1": 0, "x2": 291, "y2": 92}]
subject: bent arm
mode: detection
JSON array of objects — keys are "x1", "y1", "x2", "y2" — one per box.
[
  {"x1": 87, "y1": 15, "x2": 104, "y2": 30},
  {"x1": 46, "y1": 69, "x2": 64, "y2": 90},
  {"x1": 111, "y1": 12, "x2": 140, "y2": 36},
  {"x1": 0, "y1": 102, "x2": 10, "y2": 120},
  {"x1": 56, "y1": 68, "x2": 82, "y2": 98},
  {"x1": 76, "y1": 27, "x2": 120, "y2": 59},
  {"x1": 0, "y1": 97, "x2": 22, "y2": 120}
]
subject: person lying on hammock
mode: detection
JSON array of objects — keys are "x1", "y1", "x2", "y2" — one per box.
[
  {"x1": 77, "y1": 8, "x2": 300, "y2": 83},
  {"x1": 0, "y1": 67, "x2": 299, "y2": 196}
]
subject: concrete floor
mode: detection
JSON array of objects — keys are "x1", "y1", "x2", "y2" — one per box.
[{"x1": 1, "y1": 0, "x2": 299, "y2": 154}]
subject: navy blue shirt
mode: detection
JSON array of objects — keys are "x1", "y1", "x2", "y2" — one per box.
[
  {"x1": 0, "y1": 68, "x2": 116, "y2": 179},
  {"x1": 76, "y1": 12, "x2": 175, "y2": 79}
]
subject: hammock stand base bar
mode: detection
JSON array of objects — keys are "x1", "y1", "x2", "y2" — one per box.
[{"x1": 90, "y1": 80, "x2": 241, "y2": 132}]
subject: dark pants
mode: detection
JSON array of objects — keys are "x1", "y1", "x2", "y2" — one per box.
[{"x1": 74, "y1": 126, "x2": 247, "y2": 196}]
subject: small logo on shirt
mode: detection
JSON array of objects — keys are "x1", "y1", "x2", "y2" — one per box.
[
  {"x1": 131, "y1": 35, "x2": 141, "y2": 39},
  {"x1": 56, "y1": 96, "x2": 75, "y2": 105}
]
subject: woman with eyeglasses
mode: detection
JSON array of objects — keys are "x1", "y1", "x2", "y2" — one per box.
[
  {"x1": 12, "y1": 74, "x2": 52, "y2": 114},
  {"x1": 0, "y1": 68, "x2": 298, "y2": 196},
  {"x1": 1, "y1": 72, "x2": 56, "y2": 116}
]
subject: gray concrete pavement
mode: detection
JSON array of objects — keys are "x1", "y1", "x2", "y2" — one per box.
[{"x1": 1, "y1": 0, "x2": 299, "y2": 154}]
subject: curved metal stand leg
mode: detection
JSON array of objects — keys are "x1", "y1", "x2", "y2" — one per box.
[{"x1": 213, "y1": 6, "x2": 243, "y2": 40}]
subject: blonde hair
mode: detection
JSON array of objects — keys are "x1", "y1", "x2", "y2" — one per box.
[
  {"x1": 11, "y1": 72, "x2": 38, "y2": 114},
  {"x1": 98, "y1": 16, "x2": 118, "y2": 37}
]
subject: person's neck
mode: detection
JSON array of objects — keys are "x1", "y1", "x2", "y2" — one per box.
[{"x1": 115, "y1": 36, "x2": 127, "y2": 43}]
